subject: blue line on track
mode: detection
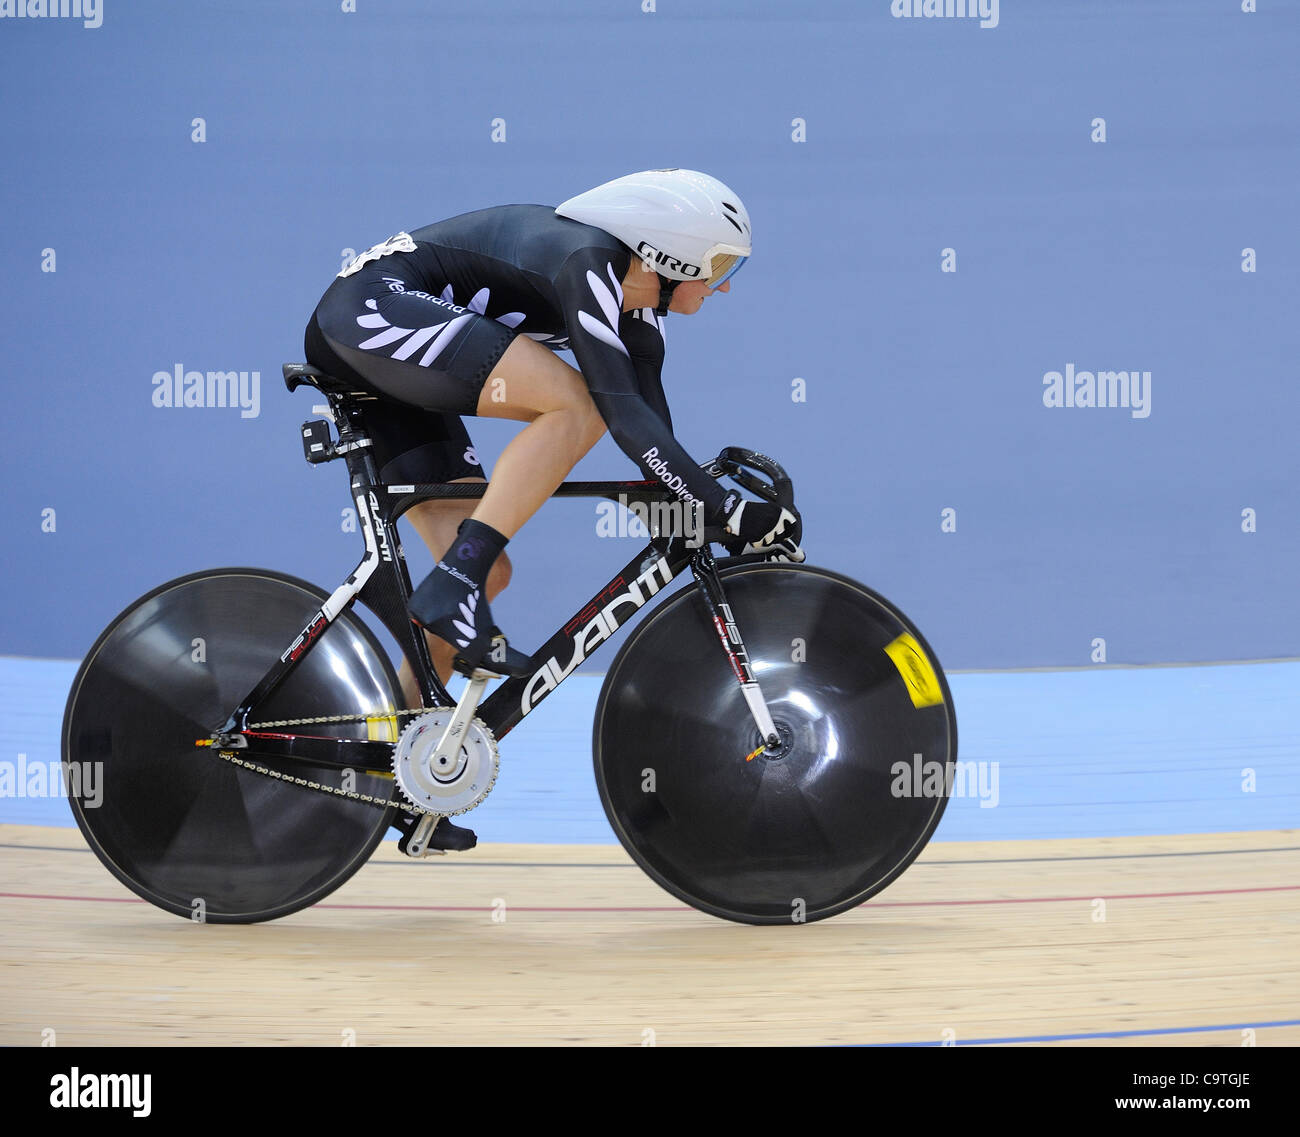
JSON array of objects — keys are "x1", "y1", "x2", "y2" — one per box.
[{"x1": 864, "y1": 1020, "x2": 1300, "y2": 1046}]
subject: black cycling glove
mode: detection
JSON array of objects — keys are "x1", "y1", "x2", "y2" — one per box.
[{"x1": 722, "y1": 499, "x2": 805, "y2": 562}]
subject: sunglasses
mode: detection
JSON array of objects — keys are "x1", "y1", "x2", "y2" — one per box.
[{"x1": 706, "y1": 253, "x2": 748, "y2": 289}]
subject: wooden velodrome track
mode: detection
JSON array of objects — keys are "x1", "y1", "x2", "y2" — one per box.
[{"x1": 1, "y1": 823, "x2": 1296, "y2": 1046}]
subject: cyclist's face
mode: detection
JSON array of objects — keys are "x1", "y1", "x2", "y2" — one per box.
[{"x1": 670, "y1": 277, "x2": 730, "y2": 314}]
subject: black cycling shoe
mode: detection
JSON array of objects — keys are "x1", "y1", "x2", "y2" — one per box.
[
  {"x1": 396, "y1": 815, "x2": 477, "y2": 855},
  {"x1": 427, "y1": 817, "x2": 477, "y2": 852},
  {"x1": 409, "y1": 569, "x2": 532, "y2": 678}
]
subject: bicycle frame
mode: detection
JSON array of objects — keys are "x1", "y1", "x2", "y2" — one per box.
[{"x1": 211, "y1": 380, "x2": 767, "y2": 775}]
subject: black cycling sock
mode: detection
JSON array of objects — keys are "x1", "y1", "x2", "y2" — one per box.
[{"x1": 408, "y1": 518, "x2": 508, "y2": 649}]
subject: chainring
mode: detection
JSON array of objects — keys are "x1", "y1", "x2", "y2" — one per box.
[{"x1": 392, "y1": 709, "x2": 499, "y2": 816}]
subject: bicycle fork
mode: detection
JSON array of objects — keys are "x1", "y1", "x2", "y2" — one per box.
[{"x1": 690, "y1": 548, "x2": 781, "y2": 758}]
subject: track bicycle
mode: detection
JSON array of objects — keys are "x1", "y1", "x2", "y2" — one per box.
[{"x1": 61, "y1": 363, "x2": 958, "y2": 925}]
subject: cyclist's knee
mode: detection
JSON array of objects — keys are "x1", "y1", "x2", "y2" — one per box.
[
  {"x1": 578, "y1": 398, "x2": 607, "y2": 451},
  {"x1": 536, "y1": 382, "x2": 604, "y2": 456},
  {"x1": 546, "y1": 387, "x2": 605, "y2": 455}
]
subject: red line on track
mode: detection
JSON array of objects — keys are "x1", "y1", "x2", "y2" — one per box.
[
  {"x1": 1, "y1": 892, "x2": 143, "y2": 904},
  {"x1": 1, "y1": 884, "x2": 1296, "y2": 912}
]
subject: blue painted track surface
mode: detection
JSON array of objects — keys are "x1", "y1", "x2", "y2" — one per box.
[{"x1": 5, "y1": 656, "x2": 1296, "y2": 843}]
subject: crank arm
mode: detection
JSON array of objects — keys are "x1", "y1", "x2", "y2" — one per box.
[
  {"x1": 402, "y1": 813, "x2": 447, "y2": 858},
  {"x1": 428, "y1": 673, "x2": 492, "y2": 772}
]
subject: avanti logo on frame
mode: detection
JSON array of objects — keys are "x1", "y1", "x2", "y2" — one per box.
[{"x1": 0, "y1": 0, "x2": 103, "y2": 29}]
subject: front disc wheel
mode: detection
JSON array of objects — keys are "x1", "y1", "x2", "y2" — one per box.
[{"x1": 593, "y1": 563, "x2": 958, "y2": 925}]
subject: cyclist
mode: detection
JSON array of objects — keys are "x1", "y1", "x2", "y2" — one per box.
[{"x1": 305, "y1": 169, "x2": 802, "y2": 700}]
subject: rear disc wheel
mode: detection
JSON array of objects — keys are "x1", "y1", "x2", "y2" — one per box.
[{"x1": 62, "y1": 568, "x2": 404, "y2": 923}]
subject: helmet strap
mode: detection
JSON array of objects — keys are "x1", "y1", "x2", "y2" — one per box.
[{"x1": 655, "y1": 274, "x2": 682, "y2": 317}]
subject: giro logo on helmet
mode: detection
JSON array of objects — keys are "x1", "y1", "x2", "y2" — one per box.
[{"x1": 635, "y1": 241, "x2": 703, "y2": 279}]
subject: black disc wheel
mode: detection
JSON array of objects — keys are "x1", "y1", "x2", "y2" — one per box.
[
  {"x1": 593, "y1": 563, "x2": 958, "y2": 925},
  {"x1": 62, "y1": 568, "x2": 404, "y2": 923}
]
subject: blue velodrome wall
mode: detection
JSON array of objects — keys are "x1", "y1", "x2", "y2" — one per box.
[{"x1": 3, "y1": 0, "x2": 1297, "y2": 670}]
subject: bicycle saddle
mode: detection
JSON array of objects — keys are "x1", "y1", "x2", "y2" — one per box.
[{"x1": 282, "y1": 362, "x2": 366, "y2": 396}]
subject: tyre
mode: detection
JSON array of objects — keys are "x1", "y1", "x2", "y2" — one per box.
[
  {"x1": 62, "y1": 568, "x2": 403, "y2": 923},
  {"x1": 593, "y1": 563, "x2": 957, "y2": 925}
]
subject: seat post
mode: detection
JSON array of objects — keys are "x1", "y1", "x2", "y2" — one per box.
[{"x1": 331, "y1": 396, "x2": 383, "y2": 490}]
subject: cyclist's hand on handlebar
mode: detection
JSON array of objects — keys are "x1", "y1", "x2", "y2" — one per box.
[{"x1": 724, "y1": 499, "x2": 805, "y2": 562}]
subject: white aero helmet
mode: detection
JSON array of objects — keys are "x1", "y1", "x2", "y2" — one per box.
[{"x1": 556, "y1": 168, "x2": 752, "y2": 288}]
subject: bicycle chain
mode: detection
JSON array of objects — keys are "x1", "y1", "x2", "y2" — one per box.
[
  {"x1": 211, "y1": 706, "x2": 440, "y2": 812},
  {"x1": 216, "y1": 751, "x2": 397, "y2": 811},
  {"x1": 246, "y1": 707, "x2": 432, "y2": 730}
]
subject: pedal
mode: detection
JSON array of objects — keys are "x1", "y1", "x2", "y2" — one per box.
[
  {"x1": 301, "y1": 419, "x2": 336, "y2": 464},
  {"x1": 399, "y1": 813, "x2": 447, "y2": 858}
]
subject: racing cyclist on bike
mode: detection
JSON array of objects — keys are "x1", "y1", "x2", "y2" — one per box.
[{"x1": 305, "y1": 168, "x2": 803, "y2": 701}]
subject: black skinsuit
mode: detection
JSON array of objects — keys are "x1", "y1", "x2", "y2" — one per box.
[{"x1": 305, "y1": 204, "x2": 731, "y2": 520}]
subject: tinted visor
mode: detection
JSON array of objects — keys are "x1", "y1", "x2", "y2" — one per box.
[{"x1": 707, "y1": 253, "x2": 748, "y2": 289}]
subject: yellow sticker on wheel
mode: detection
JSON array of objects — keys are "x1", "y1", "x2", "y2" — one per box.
[
  {"x1": 884, "y1": 633, "x2": 944, "y2": 708},
  {"x1": 366, "y1": 711, "x2": 400, "y2": 742}
]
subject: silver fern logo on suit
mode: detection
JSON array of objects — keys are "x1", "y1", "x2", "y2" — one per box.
[
  {"x1": 576, "y1": 263, "x2": 631, "y2": 358},
  {"x1": 354, "y1": 279, "x2": 553, "y2": 366},
  {"x1": 354, "y1": 297, "x2": 474, "y2": 368}
]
